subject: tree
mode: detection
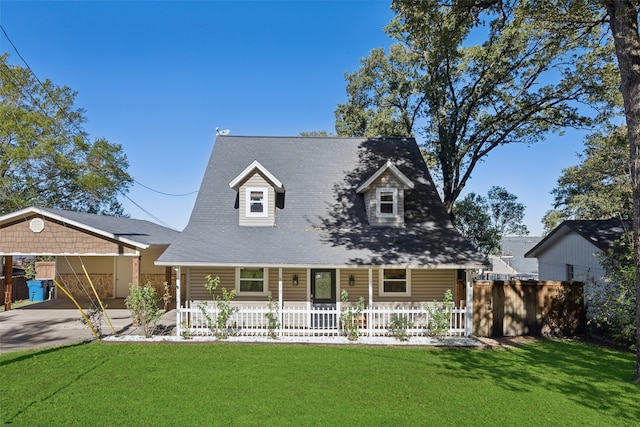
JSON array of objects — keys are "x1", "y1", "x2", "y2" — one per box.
[
  {"x1": 0, "y1": 53, "x2": 132, "y2": 215},
  {"x1": 453, "y1": 186, "x2": 528, "y2": 255},
  {"x1": 335, "y1": 0, "x2": 617, "y2": 218},
  {"x1": 299, "y1": 131, "x2": 335, "y2": 137},
  {"x1": 601, "y1": 0, "x2": 640, "y2": 381},
  {"x1": 513, "y1": 0, "x2": 639, "y2": 381},
  {"x1": 542, "y1": 125, "x2": 632, "y2": 233}
]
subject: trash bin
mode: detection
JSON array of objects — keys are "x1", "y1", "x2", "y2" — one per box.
[{"x1": 27, "y1": 280, "x2": 44, "y2": 302}]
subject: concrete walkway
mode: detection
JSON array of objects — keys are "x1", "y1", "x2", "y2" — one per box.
[{"x1": 0, "y1": 298, "x2": 175, "y2": 353}]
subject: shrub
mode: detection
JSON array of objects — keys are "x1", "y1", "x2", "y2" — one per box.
[
  {"x1": 587, "y1": 234, "x2": 636, "y2": 349},
  {"x1": 389, "y1": 313, "x2": 412, "y2": 342},
  {"x1": 425, "y1": 289, "x2": 454, "y2": 340},
  {"x1": 340, "y1": 290, "x2": 365, "y2": 341},
  {"x1": 125, "y1": 282, "x2": 162, "y2": 338},
  {"x1": 202, "y1": 274, "x2": 239, "y2": 339},
  {"x1": 265, "y1": 291, "x2": 279, "y2": 339}
]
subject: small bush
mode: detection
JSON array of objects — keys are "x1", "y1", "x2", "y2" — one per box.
[
  {"x1": 389, "y1": 313, "x2": 412, "y2": 342},
  {"x1": 425, "y1": 289, "x2": 454, "y2": 340},
  {"x1": 125, "y1": 282, "x2": 162, "y2": 338}
]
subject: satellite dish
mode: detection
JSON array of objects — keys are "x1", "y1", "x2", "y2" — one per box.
[{"x1": 216, "y1": 127, "x2": 230, "y2": 136}]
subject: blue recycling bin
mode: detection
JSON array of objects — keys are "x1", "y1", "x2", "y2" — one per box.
[{"x1": 27, "y1": 280, "x2": 44, "y2": 302}]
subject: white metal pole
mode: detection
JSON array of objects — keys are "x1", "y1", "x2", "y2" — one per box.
[
  {"x1": 175, "y1": 266, "x2": 182, "y2": 338},
  {"x1": 278, "y1": 267, "x2": 283, "y2": 336},
  {"x1": 465, "y1": 269, "x2": 474, "y2": 336},
  {"x1": 368, "y1": 268, "x2": 373, "y2": 336}
]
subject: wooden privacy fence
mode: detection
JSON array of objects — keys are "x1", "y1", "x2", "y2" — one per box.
[
  {"x1": 472, "y1": 280, "x2": 585, "y2": 337},
  {"x1": 1, "y1": 276, "x2": 29, "y2": 305}
]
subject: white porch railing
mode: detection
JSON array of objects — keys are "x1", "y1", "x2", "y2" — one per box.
[{"x1": 177, "y1": 302, "x2": 467, "y2": 339}]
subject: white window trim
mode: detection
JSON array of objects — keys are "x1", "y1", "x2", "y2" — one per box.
[
  {"x1": 376, "y1": 187, "x2": 398, "y2": 218},
  {"x1": 236, "y1": 267, "x2": 269, "y2": 296},
  {"x1": 245, "y1": 187, "x2": 269, "y2": 218},
  {"x1": 378, "y1": 268, "x2": 411, "y2": 296}
]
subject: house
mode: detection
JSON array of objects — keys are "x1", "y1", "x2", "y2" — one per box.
[
  {"x1": 485, "y1": 236, "x2": 541, "y2": 280},
  {"x1": 0, "y1": 206, "x2": 179, "y2": 302},
  {"x1": 156, "y1": 136, "x2": 487, "y2": 336},
  {"x1": 524, "y1": 219, "x2": 632, "y2": 314},
  {"x1": 525, "y1": 219, "x2": 631, "y2": 282}
]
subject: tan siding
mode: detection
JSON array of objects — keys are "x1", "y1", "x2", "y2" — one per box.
[
  {"x1": 139, "y1": 246, "x2": 169, "y2": 274},
  {"x1": 410, "y1": 269, "x2": 457, "y2": 301},
  {"x1": 58, "y1": 256, "x2": 114, "y2": 274},
  {"x1": 239, "y1": 173, "x2": 276, "y2": 227},
  {"x1": 339, "y1": 269, "x2": 371, "y2": 304},
  {"x1": 366, "y1": 171, "x2": 405, "y2": 227},
  {"x1": 188, "y1": 267, "x2": 236, "y2": 301},
  {"x1": 374, "y1": 269, "x2": 456, "y2": 304},
  {"x1": 282, "y1": 268, "x2": 308, "y2": 302}
]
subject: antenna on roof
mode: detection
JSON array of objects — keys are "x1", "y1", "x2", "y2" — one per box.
[{"x1": 216, "y1": 127, "x2": 230, "y2": 136}]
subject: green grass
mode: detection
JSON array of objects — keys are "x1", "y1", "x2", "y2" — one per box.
[
  {"x1": 0, "y1": 299, "x2": 35, "y2": 312},
  {"x1": 1, "y1": 339, "x2": 638, "y2": 426}
]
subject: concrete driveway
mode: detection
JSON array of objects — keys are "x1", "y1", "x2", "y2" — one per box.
[{"x1": 0, "y1": 298, "x2": 175, "y2": 353}]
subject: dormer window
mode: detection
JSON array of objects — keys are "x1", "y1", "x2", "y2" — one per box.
[
  {"x1": 356, "y1": 160, "x2": 414, "y2": 227},
  {"x1": 376, "y1": 188, "x2": 397, "y2": 217},
  {"x1": 229, "y1": 160, "x2": 285, "y2": 227},
  {"x1": 246, "y1": 187, "x2": 268, "y2": 217}
]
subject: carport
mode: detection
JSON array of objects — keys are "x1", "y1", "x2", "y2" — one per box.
[{"x1": 1, "y1": 206, "x2": 179, "y2": 310}]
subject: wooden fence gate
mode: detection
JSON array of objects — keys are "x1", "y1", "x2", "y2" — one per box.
[{"x1": 472, "y1": 280, "x2": 585, "y2": 337}]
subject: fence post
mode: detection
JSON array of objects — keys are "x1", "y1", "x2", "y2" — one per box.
[{"x1": 465, "y1": 270, "x2": 474, "y2": 336}]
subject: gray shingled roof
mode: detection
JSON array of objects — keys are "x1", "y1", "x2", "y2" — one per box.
[
  {"x1": 157, "y1": 136, "x2": 486, "y2": 267},
  {"x1": 525, "y1": 219, "x2": 632, "y2": 258},
  {"x1": 0, "y1": 206, "x2": 179, "y2": 247}
]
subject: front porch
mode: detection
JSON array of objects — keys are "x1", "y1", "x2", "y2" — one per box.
[{"x1": 174, "y1": 265, "x2": 476, "y2": 339}]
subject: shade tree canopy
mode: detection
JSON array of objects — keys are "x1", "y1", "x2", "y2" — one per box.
[
  {"x1": 0, "y1": 53, "x2": 132, "y2": 216},
  {"x1": 335, "y1": 0, "x2": 618, "y2": 217}
]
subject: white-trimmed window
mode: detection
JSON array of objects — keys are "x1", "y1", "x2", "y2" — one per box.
[
  {"x1": 236, "y1": 267, "x2": 269, "y2": 295},
  {"x1": 379, "y1": 268, "x2": 411, "y2": 296},
  {"x1": 245, "y1": 187, "x2": 268, "y2": 217},
  {"x1": 376, "y1": 188, "x2": 398, "y2": 217}
]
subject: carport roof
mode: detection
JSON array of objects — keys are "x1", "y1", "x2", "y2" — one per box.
[{"x1": 0, "y1": 206, "x2": 179, "y2": 249}]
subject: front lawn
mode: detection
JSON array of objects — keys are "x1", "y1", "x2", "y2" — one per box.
[{"x1": 1, "y1": 339, "x2": 638, "y2": 426}]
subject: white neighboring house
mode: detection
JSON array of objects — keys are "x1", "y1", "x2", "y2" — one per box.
[{"x1": 524, "y1": 219, "x2": 632, "y2": 316}]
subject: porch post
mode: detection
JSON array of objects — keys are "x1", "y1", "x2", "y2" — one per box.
[
  {"x1": 465, "y1": 269, "x2": 474, "y2": 337},
  {"x1": 175, "y1": 266, "x2": 182, "y2": 338},
  {"x1": 368, "y1": 268, "x2": 373, "y2": 336},
  {"x1": 278, "y1": 268, "x2": 283, "y2": 336},
  {"x1": 132, "y1": 255, "x2": 140, "y2": 286},
  {"x1": 3, "y1": 256, "x2": 13, "y2": 311},
  {"x1": 164, "y1": 266, "x2": 172, "y2": 310}
]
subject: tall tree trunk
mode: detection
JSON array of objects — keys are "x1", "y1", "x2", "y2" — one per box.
[{"x1": 604, "y1": 0, "x2": 640, "y2": 380}]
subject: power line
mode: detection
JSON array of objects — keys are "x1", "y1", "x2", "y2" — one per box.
[
  {"x1": 1, "y1": 24, "x2": 187, "y2": 228},
  {"x1": 134, "y1": 179, "x2": 198, "y2": 197}
]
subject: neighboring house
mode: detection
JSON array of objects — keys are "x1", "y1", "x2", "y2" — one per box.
[
  {"x1": 486, "y1": 236, "x2": 541, "y2": 280},
  {"x1": 0, "y1": 206, "x2": 179, "y2": 300},
  {"x1": 156, "y1": 136, "x2": 487, "y2": 317},
  {"x1": 524, "y1": 219, "x2": 632, "y2": 314}
]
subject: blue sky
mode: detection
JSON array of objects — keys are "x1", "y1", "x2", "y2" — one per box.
[{"x1": 1, "y1": 1, "x2": 591, "y2": 236}]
